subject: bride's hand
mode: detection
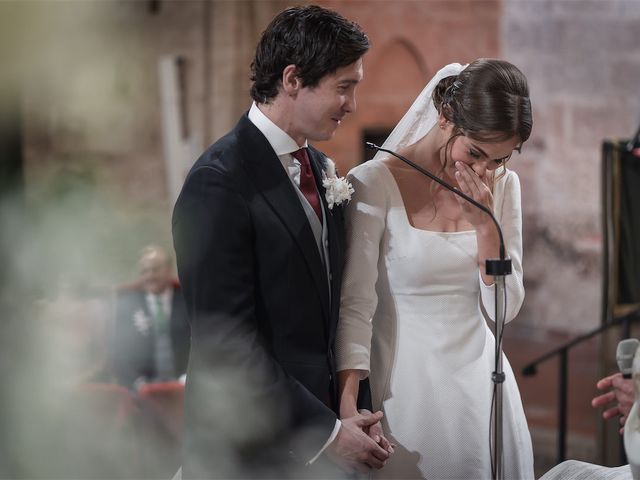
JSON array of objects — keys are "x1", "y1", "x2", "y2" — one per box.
[
  {"x1": 358, "y1": 409, "x2": 395, "y2": 454},
  {"x1": 453, "y1": 161, "x2": 493, "y2": 227}
]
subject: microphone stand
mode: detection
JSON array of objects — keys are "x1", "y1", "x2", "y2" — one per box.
[{"x1": 365, "y1": 142, "x2": 512, "y2": 480}]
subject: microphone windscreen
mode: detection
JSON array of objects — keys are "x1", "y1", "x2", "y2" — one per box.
[{"x1": 617, "y1": 338, "x2": 640, "y2": 378}]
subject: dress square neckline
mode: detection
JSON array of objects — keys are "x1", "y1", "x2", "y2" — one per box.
[{"x1": 375, "y1": 161, "x2": 475, "y2": 236}]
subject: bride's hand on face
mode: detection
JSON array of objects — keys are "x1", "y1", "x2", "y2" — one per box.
[{"x1": 453, "y1": 161, "x2": 493, "y2": 227}]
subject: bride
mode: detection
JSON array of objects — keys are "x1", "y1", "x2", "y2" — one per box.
[{"x1": 336, "y1": 59, "x2": 535, "y2": 479}]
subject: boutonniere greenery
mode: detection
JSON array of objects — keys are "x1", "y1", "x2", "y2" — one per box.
[
  {"x1": 321, "y1": 158, "x2": 354, "y2": 209},
  {"x1": 133, "y1": 309, "x2": 151, "y2": 336}
]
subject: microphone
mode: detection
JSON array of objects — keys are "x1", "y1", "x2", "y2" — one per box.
[
  {"x1": 365, "y1": 142, "x2": 509, "y2": 268},
  {"x1": 617, "y1": 338, "x2": 640, "y2": 379}
]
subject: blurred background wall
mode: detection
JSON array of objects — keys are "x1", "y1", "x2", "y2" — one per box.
[
  {"x1": 4, "y1": 0, "x2": 638, "y2": 328},
  {"x1": 1, "y1": 0, "x2": 639, "y2": 477}
]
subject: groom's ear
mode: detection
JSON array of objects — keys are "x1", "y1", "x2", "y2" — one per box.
[{"x1": 282, "y1": 64, "x2": 302, "y2": 97}]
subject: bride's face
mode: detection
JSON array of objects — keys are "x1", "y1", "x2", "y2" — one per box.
[{"x1": 443, "y1": 131, "x2": 521, "y2": 179}]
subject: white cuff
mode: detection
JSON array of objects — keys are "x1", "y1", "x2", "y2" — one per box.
[{"x1": 306, "y1": 419, "x2": 341, "y2": 465}]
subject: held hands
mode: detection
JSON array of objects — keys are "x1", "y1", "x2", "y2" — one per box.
[
  {"x1": 325, "y1": 410, "x2": 391, "y2": 473},
  {"x1": 592, "y1": 372, "x2": 635, "y2": 434},
  {"x1": 358, "y1": 408, "x2": 395, "y2": 455},
  {"x1": 453, "y1": 161, "x2": 493, "y2": 228}
]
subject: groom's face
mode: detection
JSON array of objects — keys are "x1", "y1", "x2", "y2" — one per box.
[{"x1": 291, "y1": 58, "x2": 363, "y2": 143}]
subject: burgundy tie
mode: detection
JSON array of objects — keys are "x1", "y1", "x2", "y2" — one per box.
[{"x1": 291, "y1": 148, "x2": 322, "y2": 221}]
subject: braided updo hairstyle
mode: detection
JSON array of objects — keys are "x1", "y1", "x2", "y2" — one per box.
[{"x1": 432, "y1": 58, "x2": 532, "y2": 144}]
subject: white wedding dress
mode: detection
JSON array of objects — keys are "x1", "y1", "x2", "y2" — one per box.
[{"x1": 336, "y1": 160, "x2": 534, "y2": 479}]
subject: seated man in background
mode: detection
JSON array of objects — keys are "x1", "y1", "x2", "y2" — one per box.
[
  {"x1": 112, "y1": 245, "x2": 190, "y2": 389},
  {"x1": 539, "y1": 357, "x2": 638, "y2": 480}
]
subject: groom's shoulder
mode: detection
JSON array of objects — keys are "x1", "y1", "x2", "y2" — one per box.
[
  {"x1": 192, "y1": 130, "x2": 242, "y2": 174},
  {"x1": 186, "y1": 117, "x2": 255, "y2": 183}
]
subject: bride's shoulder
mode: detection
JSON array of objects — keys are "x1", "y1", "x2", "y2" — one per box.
[
  {"x1": 495, "y1": 168, "x2": 520, "y2": 189},
  {"x1": 493, "y1": 167, "x2": 522, "y2": 203},
  {"x1": 346, "y1": 161, "x2": 395, "y2": 205},
  {"x1": 348, "y1": 159, "x2": 391, "y2": 183}
]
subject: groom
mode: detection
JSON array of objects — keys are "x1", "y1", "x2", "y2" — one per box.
[{"x1": 172, "y1": 5, "x2": 389, "y2": 478}]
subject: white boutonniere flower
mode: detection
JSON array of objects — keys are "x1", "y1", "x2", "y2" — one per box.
[
  {"x1": 321, "y1": 158, "x2": 354, "y2": 209},
  {"x1": 133, "y1": 309, "x2": 151, "y2": 335}
]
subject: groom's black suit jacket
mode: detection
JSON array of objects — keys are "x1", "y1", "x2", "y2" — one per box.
[{"x1": 173, "y1": 114, "x2": 349, "y2": 477}]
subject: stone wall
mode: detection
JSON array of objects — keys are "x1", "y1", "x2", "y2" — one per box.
[
  {"x1": 12, "y1": 1, "x2": 210, "y2": 281},
  {"x1": 503, "y1": 0, "x2": 640, "y2": 333}
]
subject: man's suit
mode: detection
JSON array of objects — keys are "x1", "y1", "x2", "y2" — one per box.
[
  {"x1": 111, "y1": 284, "x2": 190, "y2": 388},
  {"x1": 172, "y1": 114, "x2": 346, "y2": 477}
]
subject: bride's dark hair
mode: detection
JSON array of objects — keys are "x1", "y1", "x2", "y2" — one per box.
[
  {"x1": 430, "y1": 59, "x2": 532, "y2": 185},
  {"x1": 433, "y1": 58, "x2": 532, "y2": 144}
]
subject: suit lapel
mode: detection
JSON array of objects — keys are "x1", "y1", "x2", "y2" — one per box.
[{"x1": 235, "y1": 116, "x2": 330, "y2": 319}]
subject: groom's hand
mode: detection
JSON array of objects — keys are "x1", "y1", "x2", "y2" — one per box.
[{"x1": 325, "y1": 411, "x2": 390, "y2": 473}]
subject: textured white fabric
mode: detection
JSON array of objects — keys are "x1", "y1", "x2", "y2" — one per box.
[{"x1": 336, "y1": 161, "x2": 534, "y2": 479}]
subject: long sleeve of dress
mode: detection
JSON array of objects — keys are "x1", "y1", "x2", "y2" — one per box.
[
  {"x1": 479, "y1": 169, "x2": 525, "y2": 323},
  {"x1": 335, "y1": 163, "x2": 388, "y2": 377}
]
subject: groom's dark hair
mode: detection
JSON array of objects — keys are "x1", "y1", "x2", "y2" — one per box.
[{"x1": 250, "y1": 5, "x2": 369, "y2": 103}]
